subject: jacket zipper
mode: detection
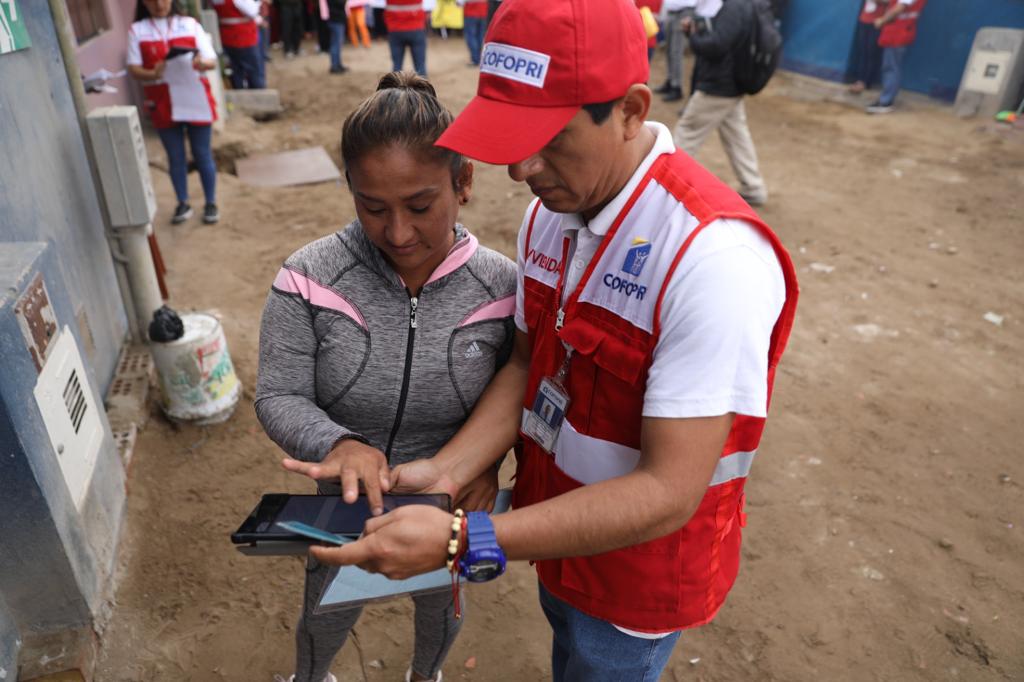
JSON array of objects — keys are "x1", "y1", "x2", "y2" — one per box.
[{"x1": 385, "y1": 291, "x2": 418, "y2": 459}]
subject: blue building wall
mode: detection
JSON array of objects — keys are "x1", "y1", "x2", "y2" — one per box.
[
  {"x1": 0, "y1": 1, "x2": 128, "y2": 389},
  {"x1": 0, "y1": 242, "x2": 125, "y2": 667},
  {"x1": 781, "y1": 0, "x2": 1024, "y2": 101}
]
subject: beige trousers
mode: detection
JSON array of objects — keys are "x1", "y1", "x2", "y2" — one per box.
[{"x1": 672, "y1": 91, "x2": 767, "y2": 202}]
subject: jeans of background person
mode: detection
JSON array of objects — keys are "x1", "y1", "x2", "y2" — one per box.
[
  {"x1": 260, "y1": 24, "x2": 270, "y2": 61},
  {"x1": 388, "y1": 30, "x2": 427, "y2": 75},
  {"x1": 487, "y1": 0, "x2": 500, "y2": 23},
  {"x1": 879, "y1": 46, "x2": 907, "y2": 106},
  {"x1": 279, "y1": 2, "x2": 304, "y2": 55},
  {"x1": 294, "y1": 558, "x2": 463, "y2": 682},
  {"x1": 371, "y1": 7, "x2": 387, "y2": 38},
  {"x1": 538, "y1": 583, "x2": 682, "y2": 682},
  {"x1": 673, "y1": 91, "x2": 767, "y2": 204},
  {"x1": 156, "y1": 124, "x2": 216, "y2": 205},
  {"x1": 327, "y1": 21, "x2": 345, "y2": 69},
  {"x1": 463, "y1": 16, "x2": 485, "y2": 64},
  {"x1": 224, "y1": 44, "x2": 265, "y2": 88},
  {"x1": 850, "y1": 21, "x2": 882, "y2": 88}
]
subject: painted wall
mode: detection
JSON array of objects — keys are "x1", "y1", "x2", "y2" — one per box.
[
  {"x1": 0, "y1": 1, "x2": 129, "y2": 390},
  {"x1": 73, "y1": 0, "x2": 140, "y2": 109},
  {"x1": 781, "y1": 0, "x2": 1024, "y2": 101},
  {"x1": 0, "y1": 242, "x2": 125, "y2": 676}
]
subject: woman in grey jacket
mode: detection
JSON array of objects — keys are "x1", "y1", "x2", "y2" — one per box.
[{"x1": 256, "y1": 73, "x2": 516, "y2": 682}]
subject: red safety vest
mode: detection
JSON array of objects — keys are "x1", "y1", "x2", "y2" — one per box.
[
  {"x1": 212, "y1": 0, "x2": 259, "y2": 48},
  {"x1": 385, "y1": 0, "x2": 426, "y2": 32},
  {"x1": 511, "y1": 149, "x2": 799, "y2": 633},
  {"x1": 879, "y1": 0, "x2": 926, "y2": 48},
  {"x1": 858, "y1": 0, "x2": 884, "y2": 24},
  {"x1": 130, "y1": 18, "x2": 218, "y2": 129},
  {"x1": 463, "y1": 0, "x2": 488, "y2": 19}
]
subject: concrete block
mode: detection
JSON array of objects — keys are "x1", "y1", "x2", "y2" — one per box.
[{"x1": 226, "y1": 89, "x2": 284, "y2": 119}]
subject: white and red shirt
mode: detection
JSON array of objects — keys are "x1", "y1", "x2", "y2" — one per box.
[
  {"x1": 210, "y1": 0, "x2": 261, "y2": 48},
  {"x1": 127, "y1": 16, "x2": 218, "y2": 128}
]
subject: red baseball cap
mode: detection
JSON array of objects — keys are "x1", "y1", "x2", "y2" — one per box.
[{"x1": 436, "y1": 0, "x2": 650, "y2": 165}]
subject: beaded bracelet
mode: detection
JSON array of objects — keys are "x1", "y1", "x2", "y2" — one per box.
[{"x1": 446, "y1": 509, "x2": 465, "y2": 572}]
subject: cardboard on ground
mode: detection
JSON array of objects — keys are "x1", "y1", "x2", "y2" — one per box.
[{"x1": 236, "y1": 146, "x2": 341, "y2": 188}]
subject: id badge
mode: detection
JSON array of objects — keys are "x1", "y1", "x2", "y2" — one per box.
[{"x1": 523, "y1": 377, "x2": 570, "y2": 454}]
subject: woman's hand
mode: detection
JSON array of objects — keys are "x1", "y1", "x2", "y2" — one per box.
[
  {"x1": 455, "y1": 466, "x2": 498, "y2": 512},
  {"x1": 192, "y1": 55, "x2": 216, "y2": 71},
  {"x1": 282, "y1": 438, "x2": 391, "y2": 515},
  {"x1": 153, "y1": 60, "x2": 167, "y2": 79},
  {"x1": 389, "y1": 458, "x2": 459, "y2": 499}
]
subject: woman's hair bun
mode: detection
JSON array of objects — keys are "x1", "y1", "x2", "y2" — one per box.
[{"x1": 376, "y1": 71, "x2": 438, "y2": 99}]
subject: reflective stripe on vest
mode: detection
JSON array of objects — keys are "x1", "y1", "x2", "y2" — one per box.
[
  {"x1": 386, "y1": 3, "x2": 422, "y2": 9},
  {"x1": 219, "y1": 16, "x2": 252, "y2": 24}
]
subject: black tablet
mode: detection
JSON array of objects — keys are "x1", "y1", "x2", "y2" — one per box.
[
  {"x1": 231, "y1": 492, "x2": 451, "y2": 555},
  {"x1": 165, "y1": 46, "x2": 197, "y2": 60}
]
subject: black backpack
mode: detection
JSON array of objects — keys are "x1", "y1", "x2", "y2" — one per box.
[{"x1": 733, "y1": 0, "x2": 783, "y2": 95}]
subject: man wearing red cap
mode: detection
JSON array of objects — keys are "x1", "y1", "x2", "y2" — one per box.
[{"x1": 299, "y1": 0, "x2": 798, "y2": 677}]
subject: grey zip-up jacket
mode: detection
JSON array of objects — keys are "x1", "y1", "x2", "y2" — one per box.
[{"x1": 255, "y1": 222, "x2": 516, "y2": 470}]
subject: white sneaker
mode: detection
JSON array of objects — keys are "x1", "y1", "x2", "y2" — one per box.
[
  {"x1": 273, "y1": 674, "x2": 338, "y2": 682},
  {"x1": 405, "y1": 668, "x2": 442, "y2": 682}
]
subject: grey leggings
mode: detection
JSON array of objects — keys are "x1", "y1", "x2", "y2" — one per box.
[{"x1": 294, "y1": 556, "x2": 463, "y2": 681}]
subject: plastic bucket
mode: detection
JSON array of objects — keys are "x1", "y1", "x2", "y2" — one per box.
[{"x1": 151, "y1": 312, "x2": 241, "y2": 425}]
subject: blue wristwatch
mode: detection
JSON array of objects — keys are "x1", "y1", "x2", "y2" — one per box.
[{"x1": 458, "y1": 512, "x2": 506, "y2": 582}]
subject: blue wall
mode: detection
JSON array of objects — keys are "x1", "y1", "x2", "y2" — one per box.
[
  {"x1": 781, "y1": 0, "x2": 1024, "y2": 101},
  {"x1": 0, "y1": 1, "x2": 128, "y2": 389}
]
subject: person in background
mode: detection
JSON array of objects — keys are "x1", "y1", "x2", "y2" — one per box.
[
  {"x1": 866, "y1": 0, "x2": 926, "y2": 114},
  {"x1": 277, "y1": 0, "x2": 304, "y2": 57},
  {"x1": 259, "y1": 0, "x2": 273, "y2": 62},
  {"x1": 636, "y1": 0, "x2": 663, "y2": 63},
  {"x1": 211, "y1": 0, "x2": 265, "y2": 88},
  {"x1": 673, "y1": 0, "x2": 768, "y2": 206},
  {"x1": 486, "y1": 0, "x2": 500, "y2": 24},
  {"x1": 369, "y1": 0, "x2": 388, "y2": 39},
  {"x1": 849, "y1": 0, "x2": 885, "y2": 94},
  {"x1": 654, "y1": 0, "x2": 695, "y2": 102},
  {"x1": 385, "y1": 0, "x2": 427, "y2": 76},
  {"x1": 322, "y1": 0, "x2": 349, "y2": 73},
  {"x1": 459, "y1": 0, "x2": 487, "y2": 65},
  {"x1": 257, "y1": 72, "x2": 515, "y2": 682},
  {"x1": 346, "y1": 0, "x2": 371, "y2": 47},
  {"x1": 127, "y1": 0, "x2": 220, "y2": 225}
]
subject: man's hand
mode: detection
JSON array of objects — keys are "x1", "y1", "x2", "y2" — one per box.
[
  {"x1": 310, "y1": 505, "x2": 451, "y2": 579},
  {"x1": 389, "y1": 457, "x2": 459, "y2": 499},
  {"x1": 455, "y1": 466, "x2": 498, "y2": 512},
  {"x1": 282, "y1": 438, "x2": 390, "y2": 515},
  {"x1": 680, "y1": 16, "x2": 694, "y2": 35}
]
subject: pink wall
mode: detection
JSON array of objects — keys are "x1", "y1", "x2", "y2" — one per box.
[{"x1": 72, "y1": 0, "x2": 141, "y2": 110}]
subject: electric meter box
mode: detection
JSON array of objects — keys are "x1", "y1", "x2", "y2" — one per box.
[
  {"x1": 86, "y1": 106, "x2": 158, "y2": 228},
  {"x1": 954, "y1": 28, "x2": 1024, "y2": 119}
]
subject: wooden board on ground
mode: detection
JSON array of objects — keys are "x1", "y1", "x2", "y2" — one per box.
[{"x1": 235, "y1": 146, "x2": 341, "y2": 188}]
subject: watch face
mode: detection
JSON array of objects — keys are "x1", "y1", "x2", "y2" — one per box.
[{"x1": 465, "y1": 559, "x2": 503, "y2": 583}]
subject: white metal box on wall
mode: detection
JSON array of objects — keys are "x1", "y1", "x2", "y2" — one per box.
[
  {"x1": 85, "y1": 106, "x2": 157, "y2": 228},
  {"x1": 954, "y1": 28, "x2": 1024, "y2": 118}
]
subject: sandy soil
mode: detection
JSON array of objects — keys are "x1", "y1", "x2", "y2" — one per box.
[{"x1": 92, "y1": 35, "x2": 1024, "y2": 681}]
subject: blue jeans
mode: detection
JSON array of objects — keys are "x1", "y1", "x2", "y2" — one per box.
[
  {"x1": 879, "y1": 46, "x2": 907, "y2": 106},
  {"x1": 156, "y1": 124, "x2": 216, "y2": 205},
  {"x1": 224, "y1": 44, "x2": 265, "y2": 89},
  {"x1": 538, "y1": 582, "x2": 682, "y2": 682},
  {"x1": 260, "y1": 25, "x2": 270, "y2": 61},
  {"x1": 388, "y1": 30, "x2": 427, "y2": 76},
  {"x1": 328, "y1": 21, "x2": 345, "y2": 69},
  {"x1": 851, "y1": 21, "x2": 881, "y2": 87},
  {"x1": 464, "y1": 16, "x2": 485, "y2": 65}
]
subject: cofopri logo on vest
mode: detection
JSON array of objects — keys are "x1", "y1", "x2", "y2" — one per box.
[
  {"x1": 480, "y1": 42, "x2": 550, "y2": 88},
  {"x1": 603, "y1": 240, "x2": 651, "y2": 301}
]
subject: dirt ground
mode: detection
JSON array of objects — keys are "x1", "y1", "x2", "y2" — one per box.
[{"x1": 92, "y1": 35, "x2": 1024, "y2": 682}]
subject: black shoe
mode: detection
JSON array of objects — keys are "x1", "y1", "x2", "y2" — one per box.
[
  {"x1": 202, "y1": 203, "x2": 220, "y2": 224},
  {"x1": 329, "y1": 65, "x2": 349, "y2": 74},
  {"x1": 865, "y1": 101, "x2": 894, "y2": 114},
  {"x1": 654, "y1": 81, "x2": 673, "y2": 94},
  {"x1": 171, "y1": 202, "x2": 193, "y2": 224},
  {"x1": 661, "y1": 88, "x2": 684, "y2": 102}
]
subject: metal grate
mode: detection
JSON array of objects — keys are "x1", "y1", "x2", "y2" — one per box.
[{"x1": 63, "y1": 370, "x2": 88, "y2": 435}]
